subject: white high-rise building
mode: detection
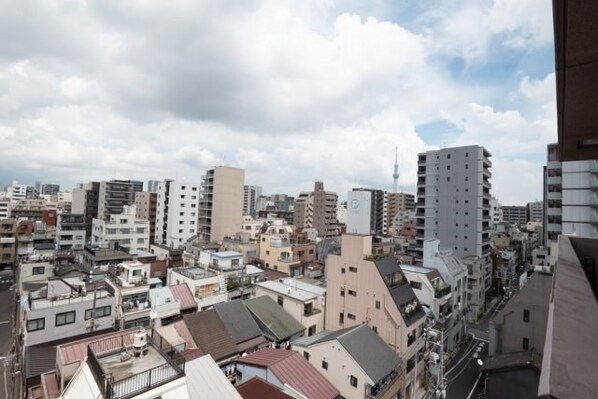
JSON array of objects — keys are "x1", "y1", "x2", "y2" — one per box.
[
  {"x1": 6, "y1": 180, "x2": 28, "y2": 200},
  {"x1": 544, "y1": 143, "x2": 598, "y2": 244},
  {"x1": 243, "y1": 185, "x2": 262, "y2": 216},
  {"x1": 156, "y1": 180, "x2": 200, "y2": 247},
  {"x1": 415, "y1": 145, "x2": 493, "y2": 290},
  {"x1": 92, "y1": 205, "x2": 150, "y2": 251}
]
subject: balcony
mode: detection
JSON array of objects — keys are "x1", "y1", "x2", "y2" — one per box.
[
  {"x1": 122, "y1": 298, "x2": 151, "y2": 314},
  {"x1": 366, "y1": 367, "x2": 401, "y2": 399},
  {"x1": 434, "y1": 285, "x2": 452, "y2": 298},
  {"x1": 278, "y1": 255, "x2": 300, "y2": 263},
  {"x1": 590, "y1": 198, "x2": 598, "y2": 207}
]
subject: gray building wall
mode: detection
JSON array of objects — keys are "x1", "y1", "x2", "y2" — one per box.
[
  {"x1": 415, "y1": 146, "x2": 492, "y2": 287},
  {"x1": 489, "y1": 272, "x2": 552, "y2": 356}
]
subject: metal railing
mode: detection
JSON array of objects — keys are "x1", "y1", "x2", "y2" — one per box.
[{"x1": 434, "y1": 285, "x2": 451, "y2": 298}]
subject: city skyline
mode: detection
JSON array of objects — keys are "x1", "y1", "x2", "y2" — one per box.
[{"x1": 0, "y1": 1, "x2": 555, "y2": 204}]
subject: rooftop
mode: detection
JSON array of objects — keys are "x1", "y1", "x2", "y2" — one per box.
[
  {"x1": 236, "y1": 377, "x2": 294, "y2": 399},
  {"x1": 172, "y1": 267, "x2": 216, "y2": 280},
  {"x1": 255, "y1": 280, "x2": 318, "y2": 302},
  {"x1": 185, "y1": 355, "x2": 243, "y2": 399},
  {"x1": 212, "y1": 250, "x2": 243, "y2": 258},
  {"x1": 244, "y1": 296, "x2": 305, "y2": 342}
]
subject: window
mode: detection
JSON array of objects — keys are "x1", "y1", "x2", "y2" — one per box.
[
  {"x1": 447, "y1": 177, "x2": 450, "y2": 182},
  {"x1": 348, "y1": 289, "x2": 356, "y2": 296},
  {"x1": 32, "y1": 266, "x2": 45, "y2": 275},
  {"x1": 447, "y1": 165, "x2": 451, "y2": 170},
  {"x1": 349, "y1": 266, "x2": 357, "y2": 273},
  {"x1": 277, "y1": 296, "x2": 284, "y2": 306},
  {"x1": 465, "y1": 164, "x2": 469, "y2": 169},
  {"x1": 322, "y1": 360, "x2": 328, "y2": 370},
  {"x1": 523, "y1": 309, "x2": 530, "y2": 322},
  {"x1": 56, "y1": 311, "x2": 76, "y2": 326},
  {"x1": 341, "y1": 267, "x2": 346, "y2": 274},
  {"x1": 347, "y1": 313, "x2": 356, "y2": 320},
  {"x1": 410, "y1": 281, "x2": 422, "y2": 290},
  {"x1": 523, "y1": 337, "x2": 529, "y2": 350},
  {"x1": 266, "y1": 250, "x2": 270, "y2": 255},
  {"x1": 339, "y1": 313, "x2": 344, "y2": 324},
  {"x1": 350, "y1": 375, "x2": 358, "y2": 388},
  {"x1": 375, "y1": 300, "x2": 380, "y2": 309},
  {"x1": 303, "y1": 351, "x2": 310, "y2": 360},
  {"x1": 85, "y1": 306, "x2": 111, "y2": 320},
  {"x1": 340, "y1": 288, "x2": 345, "y2": 296},
  {"x1": 27, "y1": 318, "x2": 45, "y2": 332}
]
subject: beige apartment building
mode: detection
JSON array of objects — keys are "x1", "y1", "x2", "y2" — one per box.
[
  {"x1": 325, "y1": 234, "x2": 426, "y2": 398},
  {"x1": 387, "y1": 192, "x2": 415, "y2": 234},
  {"x1": 198, "y1": 166, "x2": 244, "y2": 243},
  {"x1": 259, "y1": 234, "x2": 302, "y2": 276},
  {"x1": 0, "y1": 219, "x2": 17, "y2": 270},
  {"x1": 135, "y1": 191, "x2": 157, "y2": 245},
  {"x1": 294, "y1": 181, "x2": 338, "y2": 238}
]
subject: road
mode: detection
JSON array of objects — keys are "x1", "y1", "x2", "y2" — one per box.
[
  {"x1": 0, "y1": 286, "x2": 15, "y2": 399},
  {"x1": 445, "y1": 336, "x2": 487, "y2": 399}
]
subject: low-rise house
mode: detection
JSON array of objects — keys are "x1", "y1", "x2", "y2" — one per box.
[
  {"x1": 236, "y1": 348, "x2": 340, "y2": 399},
  {"x1": 253, "y1": 278, "x2": 325, "y2": 336},
  {"x1": 22, "y1": 278, "x2": 115, "y2": 347},
  {"x1": 214, "y1": 300, "x2": 268, "y2": 355},
  {"x1": 186, "y1": 354, "x2": 243, "y2": 399},
  {"x1": 82, "y1": 243, "x2": 133, "y2": 270},
  {"x1": 167, "y1": 266, "x2": 227, "y2": 310},
  {"x1": 244, "y1": 296, "x2": 305, "y2": 348},
  {"x1": 19, "y1": 259, "x2": 54, "y2": 285},
  {"x1": 148, "y1": 285, "x2": 195, "y2": 327},
  {"x1": 236, "y1": 377, "x2": 295, "y2": 399},
  {"x1": 105, "y1": 261, "x2": 152, "y2": 329},
  {"x1": 150, "y1": 243, "x2": 184, "y2": 267},
  {"x1": 259, "y1": 233, "x2": 303, "y2": 276},
  {"x1": 292, "y1": 324, "x2": 404, "y2": 399},
  {"x1": 183, "y1": 310, "x2": 239, "y2": 368},
  {"x1": 55, "y1": 213, "x2": 86, "y2": 251}
]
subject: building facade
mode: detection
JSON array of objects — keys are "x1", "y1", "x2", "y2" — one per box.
[
  {"x1": 135, "y1": 191, "x2": 158, "y2": 245},
  {"x1": 155, "y1": 180, "x2": 200, "y2": 247},
  {"x1": 415, "y1": 145, "x2": 493, "y2": 290},
  {"x1": 346, "y1": 188, "x2": 388, "y2": 235},
  {"x1": 243, "y1": 185, "x2": 262, "y2": 217},
  {"x1": 0, "y1": 219, "x2": 17, "y2": 270},
  {"x1": 294, "y1": 181, "x2": 339, "y2": 238},
  {"x1": 198, "y1": 166, "x2": 245, "y2": 243},
  {"x1": 500, "y1": 206, "x2": 528, "y2": 225},
  {"x1": 526, "y1": 201, "x2": 544, "y2": 223},
  {"x1": 55, "y1": 213, "x2": 86, "y2": 251},
  {"x1": 92, "y1": 205, "x2": 150, "y2": 251}
]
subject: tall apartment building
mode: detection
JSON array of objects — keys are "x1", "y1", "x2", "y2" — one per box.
[
  {"x1": 156, "y1": 180, "x2": 200, "y2": 247},
  {"x1": 135, "y1": 191, "x2": 158, "y2": 245},
  {"x1": 490, "y1": 197, "x2": 502, "y2": 228},
  {"x1": 544, "y1": 143, "x2": 598, "y2": 243},
  {"x1": 527, "y1": 201, "x2": 544, "y2": 223},
  {"x1": 243, "y1": 185, "x2": 262, "y2": 216},
  {"x1": 198, "y1": 166, "x2": 244, "y2": 243},
  {"x1": 387, "y1": 192, "x2": 415, "y2": 235},
  {"x1": 92, "y1": 205, "x2": 150, "y2": 251},
  {"x1": 97, "y1": 180, "x2": 136, "y2": 221},
  {"x1": 41, "y1": 184, "x2": 60, "y2": 196},
  {"x1": 6, "y1": 180, "x2": 28, "y2": 200},
  {"x1": 294, "y1": 181, "x2": 338, "y2": 238},
  {"x1": 0, "y1": 198, "x2": 10, "y2": 219},
  {"x1": 72, "y1": 181, "x2": 100, "y2": 241},
  {"x1": 346, "y1": 188, "x2": 387, "y2": 235},
  {"x1": 269, "y1": 193, "x2": 295, "y2": 212},
  {"x1": 415, "y1": 145, "x2": 493, "y2": 289},
  {"x1": 500, "y1": 206, "x2": 527, "y2": 225},
  {"x1": 0, "y1": 219, "x2": 17, "y2": 270},
  {"x1": 147, "y1": 180, "x2": 160, "y2": 192},
  {"x1": 55, "y1": 213, "x2": 86, "y2": 251}
]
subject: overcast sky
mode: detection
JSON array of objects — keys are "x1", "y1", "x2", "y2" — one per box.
[{"x1": 0, "y1": 0, "x2": 555, "y2": 204}]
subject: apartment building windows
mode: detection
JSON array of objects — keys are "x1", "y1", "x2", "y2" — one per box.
[
  {"x1": 32, "y1": 267, "x2": 45, "y2": 275},
  {"x1": 56, "y1": 311, "x2": 76, "y2": 326},
  {"x1": 27, "y1": 318, "x2": 45, "y2": 332},
  {"x1": 523, "y1": 337, "x2": 529, "y2": 350},
  {"x1": 350, "y1": 375, "x2": 358, "y2": 388},
  {"x1": 340, "y1": 288, "x2": 345, "y2": 296},
  {"x1": 410, "y1": 281, "x2": 422, "y2": 290},
  {"x1": 85, "y1": 306, "x2": 111, "y2": 320},
  {"x1": 347, "y1": 313, "x2": 356, "y2": 320},
  {"x1": 349, "y1": 266, "x2": 357, "y2": 273},
  {"x1": 277, "y1": 295, "x2": 284, "y2": 306},
  {"x1": 303, "y1": 351, "x2": 310, "y2": 360},
  {"x1": 348, "y1": 289, "x2": 356, "y2": 296},
  {"x1": 322, "y1": 360, "x2": 328, "y2": 370},
  {"x1": 523, "y1": 309, "x2": 530, "y2": 322},
  {"x1": 339, "y1": 313, "x2": 344, "y2": 324},
  {"x1": 375, "y1": 300, "x2": 380, "y2": 309}
]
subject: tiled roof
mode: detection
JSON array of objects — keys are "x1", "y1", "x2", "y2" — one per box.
[
  {"x1": 236, "y1": 377, "x2": 294, "y2": 399},
  {"x1": 169, "y1": 283, "x2": 197, "y2": 311},
  {"x1": 244, "y1": 296, "x2": 305, "y2": 341},
  {"x1": 214, "y1": 300, "x2": 263, "y2": 344},
  {"x1": 237, "y1": 348, "x2": 339, "y2": 399},
  {"x1": 183, "y1": 310, "x2": 238, "y2": 362}
]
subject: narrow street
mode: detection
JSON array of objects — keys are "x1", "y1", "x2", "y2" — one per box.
[
  {"x1": 445, "y1": 337, "x2": 487, "y2": 399},
  {"x1": 0, "y1": 287, "x2": 15, "y2": 399}
]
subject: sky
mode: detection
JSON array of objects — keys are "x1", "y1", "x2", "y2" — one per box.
[{"x1": 0, "y1": 0, "x2": 556, "y2": 205}]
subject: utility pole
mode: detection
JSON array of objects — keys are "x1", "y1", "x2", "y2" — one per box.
[{"x1": 424, "y1": 326, "x2": 447, "y2": 398}]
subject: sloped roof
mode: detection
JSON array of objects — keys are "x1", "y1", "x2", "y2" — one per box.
[
  {"x1": 25, "y1": 345, "x2": 56, "y2": 379},
  {"x1": 236, "y1": 348, "x2": 339, "y2": 399},
  {"x1": 236, "y1": 377, "x2": 294, "y2": 399},
  {"x1": 169, "y1": 283, "x2": 197, "y2": 311},
  {"x1": 244, "y1": 296, "x2": 305, "y2": 341},
  {"x1": 183, "y1": 310, "x2": 238, "y2": 362},
  {"x1": 214, "y1": 300, "x2": 263, "y2": 344},
  {"x1": 310, "y1": 324, "x2": 401, "y2": 383},
  {"x1": 185, "y1": 355, "x2": 243, "y2": 399}
]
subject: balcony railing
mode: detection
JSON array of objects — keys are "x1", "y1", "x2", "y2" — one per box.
[
  {"x1": 434, "y1": 285, "x2": 451, "y2": 298},
  {"x1": 367, "y1": 368, "x2": 401, "y2": 399}
]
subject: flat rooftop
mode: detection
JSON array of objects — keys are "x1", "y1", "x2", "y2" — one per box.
[
  {"x1": 256, "y1": 280, "x2": 318, "y2": 301},
  {"x1": 174, "y1": 267, "x2": 216, "y2": 279},
  {"x1": 99, "y1": 345, "x2": 171, "y2": 380}
]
